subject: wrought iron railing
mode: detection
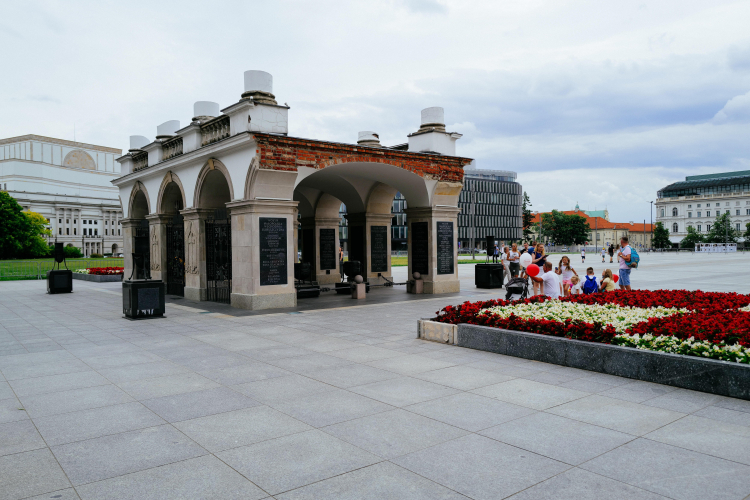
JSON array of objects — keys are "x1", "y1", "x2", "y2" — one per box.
[
  {"x1": 201, "y1": 115, "x2": 230, "y2": 147},
  {"x1": 162, "y1": 137, "x2": 183, "y2": 161}
]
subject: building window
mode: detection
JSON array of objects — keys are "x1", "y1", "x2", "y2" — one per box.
[
  {"x1": 688, "y1": 212, "x2": 692, "y2": 218},
  {"x1": 672, "y1": 223, "x2": 678, "y2": 233},
  {"x1": 697, "y1": 211, "x2": 701, "y2": 217},
  {"x1": 672, "y1": 208, "x2": 678, "y2": 216},
  {"x1": 59, "y1": 218, "x2": 62, "y2": 223},
  {"x1": 716, "y1": 203, "x2": 720, "y2": 207},
  {"x1": 697, "y1": 225, "x2": 702, "y2": 232},
  {"x1": 660, "y1": 209, "x2": 665, "y2": 217},
  {"x1": 94, "y1": 220, "x2": 98, "y2": 225},
  {"x1": 66, "y1": 219, "x2": 69, "y2": 224},
  {"x1": 105, "y1": 229, "x2": 108, "y2": 235},
  {"x1": 737, "y1": 210, "x2": 741, "y2": 216},
  {"x1": 707, "y1": 224, "x2": 711, "y2": 231},
  {"x1": 687, "y1": 204, "x2": 692, "y2": 208},
  {"x1": 94, "y1": 229, "x2": 98, "y2": 236},
  {"x1": 747, "y1": 209, "x2": 750, "y2": 215},
  {"x1": 706, "y1": 211, "x2": 711, "y2": 216},
  {"x1": 58, "y1": 228, "x2": 62, "y2": 235},
  {"x1": 73, "y1": 219, "x2": 77, "y2": 224},
  {"x1": 697, "y1": 204, "x2": 701, "y2": 207},
  {"x1": 83, "y1": 220, "x2": 87, "y2": 224},
  {"x1": 118, "y1": 229, "x2": 121, "y2": 235},
  {"x1": 736, "y1": 223, "x2": 741, "y2": 231},
  {"x1": 726, "y1": 202, "x2": 730, "y2": 206},
  {"x1": 66, "y1": 228, "x2": 69, "y2": 235},
  {"x1": 73, "y1": 228, "x2": 76, "y2": 235}
]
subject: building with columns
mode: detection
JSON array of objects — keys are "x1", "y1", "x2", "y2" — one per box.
[
  {"x1": 0, "y1": 135, "x2": 123, "y2": 256},
  {"x1": 656, "y1": 170, "x2": 750, "y2": 245},
  {"x1": 114, "y1": 70, "x2": 471, "y2": 310}
]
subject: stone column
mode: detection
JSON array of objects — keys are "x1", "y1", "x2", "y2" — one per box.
[
  {"x1": 405, "y1": 206, "x2": 460, "y2": 294},
  {"x1": 181, "y1": 208, "x2": 212, "y2": 301},
  {"x1": 121, "y1": 219, "x2": 140, "y2": 280},
  {"x1": 146, "y1": 214, "x2": 171, "y2": 282},
  {"x1": 226, "y1": 199, "x2": 298, "y2": 310},
  {"x1": 345, "y1": 213, "x2": 392, "y2": 284}
]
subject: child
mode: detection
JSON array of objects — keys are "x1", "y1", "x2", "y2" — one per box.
[
  {"x1": 600, "y1": 269, "x2": 617, "y2": 292},
  {"x1": 580, "y1": 248, "x2": 585, "y2": 263},
  {"x1": 555, "y1": 256, "x2": 578, "y2": 297},
  {"x1": 582, "y1": 267, "x2": 598, "y2": 294},
  {"x1": 570, "y1": 275, "x2": 583, "y2": 295},
  {"x1": 601, "y1": 248, "x2": 606, "y2": 262}
]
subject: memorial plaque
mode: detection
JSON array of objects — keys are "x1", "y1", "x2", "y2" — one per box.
[
  {"x1": 437, "y1": 221, "x2": 454, "y2": 275},
  {"x1": 260, "y1": 217, "x2": 288, "y2": 286},
  {"x1": 319, "y1": 228, "x2": 336, "y2": 270},
  {"x1": 411, "y1": 221, "x2": 429, "y2": 275},
  {"x1": 137, "y1": 287, "x2": 160, "y2": 310},
  {"x1": 371, "y1": 226, "x2": 388, "y2": 273}
]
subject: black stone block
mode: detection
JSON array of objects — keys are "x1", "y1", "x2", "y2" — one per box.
[
  {"x1": 475, "y1": 264, "x2": 504, "y2": 289},
  {"x1": 47, "y1": 270, "x2": 73, "y2": 294},
  {"x1": 123, "y1": 280, "x2": 166, "y2": 318}
]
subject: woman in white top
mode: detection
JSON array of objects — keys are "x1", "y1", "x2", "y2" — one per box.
[
  {"x1": 555, "y1": 255, "x2": 578, "y2": 297},
  {"x1": 508, "y1": 243, "x2": 520, "y2": 278},
  {"x1": 500, "y1": 246, "x2": 511, "y2": 284}
]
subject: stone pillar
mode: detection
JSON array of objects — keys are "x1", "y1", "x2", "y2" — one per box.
[
  {"x1": 181, "y1": 208, "x2": 212, "y2": 301},
  {"x1": 405, "y1": 206, "x2": 460, "y2": 294},
  {"x1": 146, "y1": 214, "x2": 170, "y2": 282},
  {"x1": 345, "y1": 213, "x2": 392, "y2": 284},
  {"x1": 226, "y1": 199, "x2": 298, "y2": 311},
  {"x1": 121, "y1": 219, "x2": 140, "y2": 280},
  {"x1": 299, "y1": 217, "x2": 341, "y2": 285}
]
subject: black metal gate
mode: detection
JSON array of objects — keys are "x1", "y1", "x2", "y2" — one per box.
[
  {"x1": 132, "y1": 219, "x2": 151, "y2": 280},
  {"x1": 205, "y1": 209, "x2": 232, "y2": 303},
  {"x1": 166, "y1": 214, "x2": 185, "y2": 296}
]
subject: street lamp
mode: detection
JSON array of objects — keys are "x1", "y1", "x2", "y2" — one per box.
[{"x1": 650, "y1": 201, "x2": 653, "y2": 250}]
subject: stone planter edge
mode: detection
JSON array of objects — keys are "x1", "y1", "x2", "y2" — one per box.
[
  {"x1": 450, "y1": 323, "x2": 750, "y2": 400},
  {"x1": 72, "y1": 273, "x2": 123, "y2": 283}
]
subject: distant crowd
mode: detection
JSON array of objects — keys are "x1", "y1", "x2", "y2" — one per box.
[{"x1": 489, "y1": 236, "x2": 636, "y2": 299}]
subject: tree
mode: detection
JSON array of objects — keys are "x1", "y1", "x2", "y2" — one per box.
[
  {"x1": 0, "y1": 192, "x2": 52, "y2": 259},
  {"x1": 744, "y1": 222, "x2": 750, "y2": 241},
  {"x1": 680, "y1": 226, "x2": 704, "y2": 249},
  {"x1": 705, "y1": 212, "x2": 738, "y2": 243},
  {"x1": 522, "y1": 192, "x2": 534, "y2": 242},
  {"x1": 652, "y1": 222, "x2": 671, "y2": 249},
  {"x1": 540, "y1": 210, "x2": 590, "y2": 246}
]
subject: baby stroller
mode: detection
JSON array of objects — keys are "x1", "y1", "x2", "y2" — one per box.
[{"x1": 505, "y1": 276, "x2": 529, "y2": 301}]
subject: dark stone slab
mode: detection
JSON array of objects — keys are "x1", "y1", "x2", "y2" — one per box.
[
  {"x1": 456, "y1": 324, "x2": 750, "y2": 400},
  {"x1": 370, "y1": 225, "x2": 388, "y2": 273},
  {"x1": 436, "y1": 221, "x2": 453, "y2": 275},
  {"x1": 259, "y1": 217, "x2": 287, "y2": 286},
  {"x1": 319, "y1": 228, "x2": 337, "y2": 271},
  {"x1": 411, "y1": 222, "x2": 429, "y2": 275},
  {"x1": 123, "y1": 280, "x2": 166, "y2": 318},
  {"x1": 475, "y1": 264, "x2": 504, "y2": 288},
  {"x1": 47, "y1": 270, "x2": 72, "y2": 294}
]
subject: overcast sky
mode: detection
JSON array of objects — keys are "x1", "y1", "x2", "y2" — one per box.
[{"x1": 3, "y1": 0, "x2": 750, "y2": 222}]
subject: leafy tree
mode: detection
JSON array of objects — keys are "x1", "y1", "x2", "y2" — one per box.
[
  {"x1": 705, "y1": 212, "x2": 738, "y2": 243},
  {"x1": 24, "y1": 211, "x2": 52, "y2": 258},
  {"x1": 521, "y1": 192, "x2": 534, "y2": 242},
  {"x1": 744, "y1": 222, "x2": 750, "y2": 241},
  {"x1": 64, "y1": 246, "x2": 83, "y2": 259},
  {"x1": 680, "y1": 225, "x2": 704, "y2": 249},
  {"x1": 652, "y1": 222, "x2": 671, "y2": 249},
  {"x1": 540, "y1": 210, "x2": 590, "y2": 246}
]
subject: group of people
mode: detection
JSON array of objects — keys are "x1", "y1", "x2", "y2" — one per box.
[{"x1": 492, "y1": 236, "x2": 633, "y2": 299}]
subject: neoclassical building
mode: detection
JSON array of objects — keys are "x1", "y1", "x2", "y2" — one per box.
[
  {"x1": 0, "y1": 135, "x2": 123, "y2": 256},
  {"x1": 114, "y1": 71, "x2": 472, "y2": 310},
  {"x1": 656, "y1": 170, "x2": 750, "y2": 245}
]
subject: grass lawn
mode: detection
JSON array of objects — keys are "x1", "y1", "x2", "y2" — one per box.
[{"x1": 0, "y1": 258, "x2": 124, "y2": 280}]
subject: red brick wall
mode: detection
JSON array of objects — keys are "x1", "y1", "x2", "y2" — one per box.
[{"x1": 254, "y1": 133, "x2": 470, "y2": 183}]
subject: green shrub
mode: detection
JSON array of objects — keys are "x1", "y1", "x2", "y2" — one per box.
[
  {"x1": 63, "y1": 246, "x2": 83, "y2": 259},
  {"x1": 90, "y1": 253, "x2": 104, "y2": 258}
]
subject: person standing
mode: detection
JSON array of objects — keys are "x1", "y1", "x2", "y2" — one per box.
[
  {"x1": 492, "y1": 244, "x2": 499, "y2": 263},
  {"x1": 501, "y1": 246, "x2": 511, "y2": 284},
  {"x1": 601, "y1": 247, "x2": 606, "y2": 262},
  {"x1": 617, "y1": 236, "x2": 632, "y2": 290},
  {"x1": 339, "y1": 246, "x2": 344, "y2": 281},
  {"x1": 530, "y1": 262, "x2": 560, "y2": 299},
  {"x1": 581, "y1": 248, "x2": 586, "y2": 263},
  {"x1": 608, "y1": 244, "x2": 614, "y2": 263},
  {"x1": 531, "y1": 243, "x2": 547, "y2": 296},
  {"x1": 508, "y1": 243, "x2": 520, "y2": 277},
  {"x1": 556, "y1": 256, "x2": 577, "y2": 296}
]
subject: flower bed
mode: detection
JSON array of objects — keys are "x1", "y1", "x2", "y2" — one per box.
[
  {"x1": 74, "y1": 267, "x2": 124, "y2": 275},
  {"x1": 434, "y1": 290, "x2": 750, "y2": 363}
]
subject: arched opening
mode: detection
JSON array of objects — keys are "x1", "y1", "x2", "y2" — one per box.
[
  {"x1": 672, "y1": 208, "x2": 678, "y2": 217},
  {"x1": 111, "y1": 244, "x2": 119, "y2": 255},
  {"x1": 160, "y1": 181, "x2": 185, "y2": 215},
  {"x1": 160, "y1": 178, "x2": 186, "y2": 296},
  {"x1": 129, "y1": 186, "x2": 151, "y2": 279},
  {"x1": 672, "y1": 223, "x2": 679, "y2": 233},
  {"x1": 196, "y1": 167, "x2": 233, "y2": 303}
]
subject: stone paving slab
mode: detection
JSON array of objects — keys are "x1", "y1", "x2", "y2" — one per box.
[{"x1": 1, "y1": 262, "x2": 750, "y2": 500}]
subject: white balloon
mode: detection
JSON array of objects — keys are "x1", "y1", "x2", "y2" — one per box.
[{"x1": 519, "y1": 253, "x2": 532, "y2": 267}]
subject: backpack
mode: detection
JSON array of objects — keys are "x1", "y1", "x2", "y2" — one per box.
[
  {"x1": 582, "y1": 275, "x2": 598, "y2": 294},
  {"x1": 628, "y1": 247, "x2": 640, "y2": 269}
]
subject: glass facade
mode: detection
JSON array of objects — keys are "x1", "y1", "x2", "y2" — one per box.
[{"x1": 458, "y1": 177, "x2": 523, "y2": 248}]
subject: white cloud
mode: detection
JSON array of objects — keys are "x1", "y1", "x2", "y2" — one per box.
[{"x1": 713, "y1": 91, "x2": 750, "y2": 123}]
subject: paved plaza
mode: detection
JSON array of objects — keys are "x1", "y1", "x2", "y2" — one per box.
[{"x1": 1, "y1": 253, "x2": 750, "y2": 499}]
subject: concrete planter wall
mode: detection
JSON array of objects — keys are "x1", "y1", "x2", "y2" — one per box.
[
  {"x1": 418, "y1": 319, "x2": 457, "y2": 344},
  {"x1": 417, "y1": 320, "x2": 750, "y2": 400},
  {"x1": 72, "y1": 273, "x2": 123, "y2": 283}
]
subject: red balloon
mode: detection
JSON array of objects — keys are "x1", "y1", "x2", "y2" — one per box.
[
  {"x1": 527, "y1": 264, "x2": 540, "y2": 277},
  {"x1": 613, "y1": 274, "x2": 619, "y2": 283}
]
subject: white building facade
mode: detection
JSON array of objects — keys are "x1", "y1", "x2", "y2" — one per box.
[
  {"x1": 0, "y1": 135, "x2": 124, "y2": 256},
  {"x1": 655, "y1": 170, "x2": 750, "y2": 244}
]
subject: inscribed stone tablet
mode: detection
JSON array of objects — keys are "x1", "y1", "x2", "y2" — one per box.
[
  {"x1": 437, "y1": 221, "x2": 454, "y2": 275},
  {"x1": 260, "y1": 217, "x2": 288, "y2": 286},
  {"x1": 371, "y1": 226, "x2": 388, "y2": 273},
  {"x1": 138, "y1": 287, "x2": 160, "y2": 310},
  {"x1": 319, "y1": 228, "x2": 336, "y2": 270}
]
